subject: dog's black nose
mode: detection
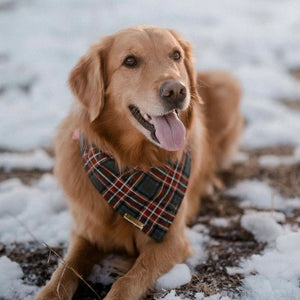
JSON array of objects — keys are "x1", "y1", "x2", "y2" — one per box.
[{"x1": 160, "y1": 81, "x2": 187, "y2": 109}]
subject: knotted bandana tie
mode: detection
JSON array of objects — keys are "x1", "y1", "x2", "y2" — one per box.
[{"x1": 80, "y1": 136, "x2": 191, "y2": 242}]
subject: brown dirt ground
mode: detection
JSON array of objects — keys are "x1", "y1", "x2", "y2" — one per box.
[
  {"x1": 0, "y1": 168, "x2": 51, "y2": 185},
  {"x1": 0, "y1": 143, "x2": 299, "y2": 299},
  {"x1": 282, "y1": 68, "x2": 300, "y2": 110},
  {"x1": 290, "y1": 68, "x2": 300, "y2": 80},
  {"x1": 282, "y1": 99, "x2": 300, "y2": 111}
]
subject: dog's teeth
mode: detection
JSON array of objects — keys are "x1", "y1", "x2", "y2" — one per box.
[{"x1": 143, "y1": 114, "x2": 151, "y2": 122}]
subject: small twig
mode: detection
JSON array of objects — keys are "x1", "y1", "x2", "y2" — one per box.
[
  {"x1": 57, "y1": 264, "x2": 67, "y2": 300},
  {"x1": 9, "y1": 214, "x2": 101, "y2": 300},
  {"x1": 47, "y1": 250, "x2": 52, "y2": 264}
]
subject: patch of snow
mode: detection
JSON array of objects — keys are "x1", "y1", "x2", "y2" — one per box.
[
  {"x1": 249, "y1": 210, "x2": 286, "y2": 223},
  {"x1": 241, "y1": 212, "x2": 282, "y2": 244},
  {"x1": 258, "y1": 146, "x2": 300, "y2": 168},
  {"x1": 242, "y1": 274, "x2": 300, "y2": 300},
  {"x1": 195, "y1": 293, "x2": 205, "y2": 300},
  {"x1": 0, "y1": 149, "x2": 54, "y2": 171},
  {"x1": 226, "y1": 180, "x2": 300, "y2": 211},
  {"x1": 0, "y1": 256, "x2": 37, "y2": 300},
  {"x1": 241, "y1": 102, "x2": 300, "y2": 149},
  {"x1": 276, "y1": 232, "x2": 300, "y2": 253},
  {"x1": 229, "y1": 229, "x2": 300, "y2": 300},
  {"x1": 156, "y1": 264, "x2": 191, "y2": 290},
  {"x1": 258, "y1": 155, "x2": 294, "y2": 168},
  {"x1": 195, "y1": 293, "x2": 232, "y2": 300},
  {"x1": 158, "y1": 290, "x2": 182, "y2": 300},
  {"x1": 209, "y1": 217, "x2": 230, "y2": 228},
  {"x1": 186, "y1": 224, "x2": 209, "y2": 268},
  {"x1": 0, "y1": 175, "x2": 70, "y2": 245}
]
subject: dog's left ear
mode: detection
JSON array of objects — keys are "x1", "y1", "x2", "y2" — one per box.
[{"x1": 168, "y1": 29, "x2": 203, "y2": 105}]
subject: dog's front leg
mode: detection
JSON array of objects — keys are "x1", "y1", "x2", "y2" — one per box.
[
  {"x1": 104, "y1": 233, "x2": 192, "y2": 300},
  {"x1": 34, "y1": 232, "x2": 102, "y2": 300}
]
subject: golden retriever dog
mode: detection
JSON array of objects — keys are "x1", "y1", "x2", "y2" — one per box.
[{"x1": 35, "y1": 25, "x2": 242, "y2": 300}]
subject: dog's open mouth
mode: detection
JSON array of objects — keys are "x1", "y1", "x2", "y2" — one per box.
[{"x1": 129, "y1": 105, "x2": 186, "y2": 151}]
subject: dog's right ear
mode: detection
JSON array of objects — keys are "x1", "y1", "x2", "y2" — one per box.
[{"x1": 68, "y1": 37, "x2": 112, "y2": 122}]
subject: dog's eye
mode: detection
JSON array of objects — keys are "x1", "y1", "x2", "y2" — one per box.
[
  {"x1": 123, "y1": 56, "x2": 138, "y2": 68},
  {"x1": 172, "y1": 50, "x2": 181, "y2": 61}
]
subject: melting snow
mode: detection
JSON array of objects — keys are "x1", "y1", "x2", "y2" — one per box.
[
  {"x1": 156, "y1": 264, "x2": 192, "y2": 290},
  {"x1": 0, "y1": 149, "x2": 54, "y2": 171},
  {"x1": 0, "y1": 175, "x2": 70, "y2": 245},
  {"x1": 0, "y1": 256, "x2": 37, "y2": 300},
  {"x1": 227, "y1": 180, "x2": 300, "y2": 211},
  {"x1": 228, "y1": 232, "x2": 300, "y2": 300}
]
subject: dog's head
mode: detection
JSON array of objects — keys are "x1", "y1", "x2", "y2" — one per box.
[{"x1": 69, "y1": 26, "x2": 201, "y2": 152}]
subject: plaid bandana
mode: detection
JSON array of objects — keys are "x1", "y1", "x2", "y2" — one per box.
[{"x1": 80, "y1": 136, "x2": 191, "y2": 242}]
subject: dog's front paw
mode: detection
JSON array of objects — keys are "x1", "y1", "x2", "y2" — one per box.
[
  {"x1": 34, "y1": 285, "x2": 71, "y2": 300},
  {"x1": 33, "y1": 288, "x2": 58, "y2": 300},
  {"x1": 104, "y1": 277, "x2": 142, "y2": 300}
]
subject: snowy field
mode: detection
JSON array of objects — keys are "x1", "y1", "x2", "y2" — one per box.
[{"x1": 0, "y1": 0, "x2": 300, "y2": 299}]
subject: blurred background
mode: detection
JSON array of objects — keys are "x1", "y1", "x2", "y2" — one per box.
[
  {"x1": 1, "y1": 0, "x2": 300, "y2": 151},
  {"x1": 0, "y1": 1, "x2": 300, "y2": 300}
]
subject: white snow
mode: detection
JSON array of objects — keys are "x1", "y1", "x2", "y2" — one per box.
[
  {"x1": 226, "y1": 180, "x2": 300, "y2": 211},
  {"x1": 195, "y1": 293, "x2": 231, "y2": 300},
  {"x1": 0, "y1": 256, "x2": 37, "y2": 300},
  {"x1": 241, "y1": 97, "x2": 300, "y2": 149},
  {"x1": 258, "y1": 155, "x2": 294, "y2": 168},
  {"x1": 186, "y1": 224, "x2": 209, "y2": 268},
  {"x1": 209, "y1": 217, "x2": 230, "y2": 228},
  {"x1": 155, "y1": 264, "x2": 192, "y2": 290},
  {"x1": 0, "y1": 175, "x2": 70, "y2": 245},
  {"x1": 276, "y1": 232, "x2": 300, "y2": 253},
  {"x1": 158, "y1": 290, "x2": 232, "y2": 300},
  {"x1": 0, "y1": 0, "x2": 300, "y2": 151},
  {"x1": 156, "y1": 264, "x2": 192, "y2": 290},
  {"x1": 229, "y1": 230, "x2": 300, "y2": 300},
  {"x1": 0, "y1": 149, "x2": 54, "y2": 171},
  {"x1": 158, "y1": 290, "x2": 182, "y2": 300},
  {"x1": 258, "y1": 147, "x2": 300, "y2": 168},
  {"x1": 195, "y1": 293, "x2": 205, "y2": 299},
  {"x1": 241, "y1": 212, "x2": 283, "y2": 244}
]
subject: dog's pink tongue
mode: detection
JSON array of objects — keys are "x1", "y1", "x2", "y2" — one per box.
[{"x1": 151, "y1": 111, "x2": 186, "y2": 151}]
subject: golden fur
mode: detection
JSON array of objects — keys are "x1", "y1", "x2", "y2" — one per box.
[{"x1": 34, "y1": 26, "x2": 243, "y2": 300}]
